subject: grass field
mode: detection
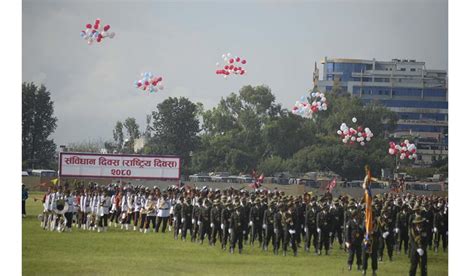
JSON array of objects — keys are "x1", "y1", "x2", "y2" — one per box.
[{"x1": 23, "y1": 192, "x2": 448, "y2": 275}]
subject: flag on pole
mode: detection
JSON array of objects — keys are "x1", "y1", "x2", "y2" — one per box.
[
  {"x1": 51, "y1": 178, "x2": 59, "y2": 185},
  {"x1": 364, "y1": 170, "x2": 373, "y2": 241},
  {"x1": 327, "y1": 177, "x2": 337, "y2": 193}
]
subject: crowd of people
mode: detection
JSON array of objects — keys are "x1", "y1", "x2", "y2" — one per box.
[{"x1": 37, "y1": 175, "x2": 447, "y2": 276}]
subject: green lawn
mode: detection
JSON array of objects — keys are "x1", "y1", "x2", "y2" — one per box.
[{"x1": 22, "y1": 192, "x2": 448, "y2": 275}]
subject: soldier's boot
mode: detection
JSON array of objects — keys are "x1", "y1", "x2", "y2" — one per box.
[
  {"x1": 239, "y1": 248, "x2": 242, "y2": 254},
  {"x1": 230, "y1": 247, "x2": 234, "y2": 254},
  {"x1": 325, "y1": 250, "x2": 329, "y2": 255},
  {"x1": 372, "y1": 270, "x2": 377, "y2": 276},
  {"x1": 362, "y1": 270, "x2": 367, "y2": 276},
  {"x1": 293, "y1": 250, "x2": 297, "y2": 257},
  {"x1": 348, "y1": 265, "x2": 352, "y2": 271},
  {"x1": 304, "y1": 245, "x2": 309, "y2": 252},
  {"x1": 274, "y1": 248, "x2": 278, "y2": 255},
  {"x1": 283, "y1": 250, "x2": 287, "y2": 256},
  {"x1": 434, "y1": 246, "x2": 438, "y2": 253},
  {"x1": 357, "y1": 265, "x2": 361, "y2": 271}
]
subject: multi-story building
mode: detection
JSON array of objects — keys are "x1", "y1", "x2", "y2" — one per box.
[{"x1": 315, "y1": 57, "x2": 448, "y2": 165}]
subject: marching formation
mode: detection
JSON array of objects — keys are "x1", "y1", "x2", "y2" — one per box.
[{"x1": 39, "y1": 179, "x2": 447, "y2": 276}]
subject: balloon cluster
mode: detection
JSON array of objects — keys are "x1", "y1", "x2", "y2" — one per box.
[
  {"x1": 80, "y1": 18, "x2": 115, "y2": 45},
  {"x1": 215, "y1": 53, "x2": 247, "y2": 78},
  {"x1": 337, "y1": 117, "x2": 374, "y2": 146},
  {"x1": 134, "y1": 72, "x2": 164, "y2": 93},
  {"x1": 388, "y1": 140, "x2": 417, "y2": 160},
  {"x1": 291, "y1": 92, "x2": 328, "y2": 118}
]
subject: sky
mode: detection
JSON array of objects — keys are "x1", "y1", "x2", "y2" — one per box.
[{"x1": 22, "y1": 0, "x2": 448, "y2": 146}]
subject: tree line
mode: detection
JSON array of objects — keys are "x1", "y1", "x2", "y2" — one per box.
[{"x1": 23, "y1": 82, "x2": 410, "y2": 179}]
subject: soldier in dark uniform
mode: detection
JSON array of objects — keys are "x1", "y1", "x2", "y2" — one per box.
[
  {"x1": 180, "y1": 197, "x2": 193, "y2": 241},
  {"x1": 295, "y1": 197, "x2": 306, "y2": 247},
  {"x1": 362, "y1": 213, "x2": 380, "y2": 276},
  {"x1": 396, "y1": 204, "x2": 410, "y2": 254},
  {"x1": 173, "y1": 196, "x2": 183, "y2": 240},
  {"x1": 317, "y1": 202, "x2": 331, "y2": 255},
  {"x1": 221, "y1": 200, "x2": 232, "y2": 250},
  {"x1": 378, "y1": 207, "x2": 395, "y2": 261},
  {"x1": 229, "y1": 202, "x2": 245, "y2": 254},
  {"x1": 262, "y1": 201, "x2": 276, "y2": 252},
  {"x1": 273, "y1": 204, "x2": 285, "y2": 255},
  {"x1": 241, "y1": 197, "x2": 251, "y2": 244},
  {"x1": 433, "y1": 201, "x2": 448, "y2": 253},
  {"x1": 210, "y1": 199, "x2": 222, "y2": 246},
  {"x1": 191, "y1": 198, "x2": 201, "y2": 242},
  {"x1": 345, "y1": 202, "x2": 364, "y2": 271},
  {"x1": 282, "y1": 202, "x2": 298, "y2": 256},
  {"x1": 198, "y1": 199, "x2": 211, "y2": 245},
  {"x1": 422, "y1": 201, "x2": 434, "y2": 250},
  {"x1": 331, "y1": 199, "x2": 344, "y2": 250},
  {"x1": 249, "y1": 198, "x2": 263, "y2": 247},
  {"x1": 304, "y1": 197, "x2": 319, "y2": 254},
  {"x1": 409, "y1": 214, "x2": 428, "y2": 276}
]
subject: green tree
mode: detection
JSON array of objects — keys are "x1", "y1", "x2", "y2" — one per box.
[
  {"x1": 123, "y1": 117, "x2": 140, "y2": 153},
  {"x1": 113, "y1": 121, "x2": 124, "y2": 152},
  {"x1": 150, "y1": 97, "x2": 200, "y2": 174},
  {"x1": 22, "y1": 82, "x2": 57, "y2": 169}
]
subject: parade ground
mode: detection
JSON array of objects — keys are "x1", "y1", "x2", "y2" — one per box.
[{"x1": 22, "y1": 191, "x2": 448, "y2": 276}]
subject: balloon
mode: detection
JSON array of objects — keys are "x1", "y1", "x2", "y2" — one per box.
[
  {"x1": 86, "y1": 23, "x2": 92, "y2": 29},
  {"x1": 104, "y1": 25, "x2": 110, "y2": 31},
  {"x1": 241, "y1": 60, "x2": 247, "y2": 64},
  {"x1": 352, "y1": 117, "x2": 357, "y2": 123}
]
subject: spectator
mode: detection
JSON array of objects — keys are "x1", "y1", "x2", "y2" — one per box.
[{"x1": 22, "y1": 184, "x2": 29, "y2": 217}]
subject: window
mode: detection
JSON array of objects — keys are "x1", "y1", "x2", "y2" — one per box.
[
  {"x1": 410, "y1": 68, "x2": 416, "y2": 72},
  {"x1": 400, "y1": 68, "x2": 406, "y2": 71}
]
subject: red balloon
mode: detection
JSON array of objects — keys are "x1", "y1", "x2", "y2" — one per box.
[
  {"x1": 98, "y1": 34, "x2": 103, "y2": 39},
  {"x1": 157, "y1": 77, "x2": 163, "y2": 82},
  {"x1": 94, "y1": 24, "x2": 99, "y2": 30},
  {"x1": 229, "y1": 65, "x2": 234, "y2": 70},
  {"x1": 357, "y1": 126, "x2": 363, "y2": 132},
  {"x1": 241, "y1": 60, "x2": 247, "y2": 64},
  {"x1": 229, "y1": 58, "x2": 234, "y2": 63},
  {"x1": 236, "y1": 57, "x2": 241, "y2": 62},
  {"x1": 104, "y1": 25, "x2": 110, "y2": 31},
  {"x1": 224, "y1": 65, "x2": 229, "y2": 70},
  {"x1": 311, "y1": 106, "x2": 317, "y2": 112},
  {"x1": 137, "y1": 82, "x2": 142, "y2": 87},
  {"x1": 145, "y1": 81, "x2": 149, "y2": 85},
  {"x1": 95, "y1": 19, "x2": 100, "y2": 25},
  {"x1": 240, "y1": 70, "x2": 245, "y2": 75},
  {"x1": 86, "y1": 23, "x2": 92, "y2": 29},
  {"x1": 233, "y1": 67, "x2": 238, "y2": 71},
  {"x1": 97, "y1": 37, "x2": 102, "y2": 43}
]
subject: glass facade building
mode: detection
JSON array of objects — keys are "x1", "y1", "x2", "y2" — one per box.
[{"x1": 315, "y1": 57, "x2": 448, "y2": 165}]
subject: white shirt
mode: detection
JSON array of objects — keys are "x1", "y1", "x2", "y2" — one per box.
[{"x1": 157, "y1": 198, "x2": 171, "y2": 217}]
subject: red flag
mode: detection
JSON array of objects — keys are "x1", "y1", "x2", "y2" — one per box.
[{"x1": 327, "y1": 177, "x2": 337, "y2": 193}]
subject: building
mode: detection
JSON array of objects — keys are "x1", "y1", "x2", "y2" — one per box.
[{"x1": 315, "y1": 57, "x2": 448, "y2": 165}]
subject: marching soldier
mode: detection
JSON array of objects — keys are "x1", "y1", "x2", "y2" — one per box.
[
  {"x1": 396, "y1": 204, "x2": 410, "y2": 254},
  {"x1": 156, "y1": 193, "x2": 171, "y2": 233},
  {"x1": 317, "y1": 202, "x2": 331, "y2": 255},
  {"x1": 191, "y1": 198, "x2": 201, "y2": 242},
  {"x1": 221, "y1": 200, "x2": 232, "y2": 250},
  {"x1": 181, "y1": 197, "x2": 193, "y2": 241},
  {"x1": 262, "y1": 201, "x2": 276, "y2": 252},
  {"x1": 433, "y1": 201, "x2": 448, "y2": 253},
  {"x1": 97, "y1": 190, "x2": 111, "y2": 232},
  {"x1": 409, "y1": 214, "x2": 428, "y2": 276},
  {"x1": 273, "y1": 204, "x2": 285, "y2": 255},
  {"x1": 282, "y1": 203, "x2": 298, "y2": 256},
  {"x1": 249, "y1": 198, "x2": 263, "y2": 247},
  {"x1": 198, "y1": 199, "x2": 212, "y2": 244},
  {"x1": 345, "y1": 202, "x2": 363, "y2": 271},
  {"x1": 173, "y1": 196, "x2": 183, "y2": 240},
  {"x1": 144, "y1": 194, "x2": 157, "y2": 234},
  {"x1": 229, "y1": 202, "x2": 245, "y2": 254},
  {"x1": 330, "y1": 200, "x2": 344, "y2": 250},
  {"x1": 362, "y1": 214, "x2": 380, "y2": 276},
  {"x1": 378, "y1": 207, "x2": 395, "y2": 261},
  {"x1": 304, "y1": 197, "x2": 319, "y2": 254},
  {"x1": 210, "y1": 199, "x2": 222, "y2": 246}
]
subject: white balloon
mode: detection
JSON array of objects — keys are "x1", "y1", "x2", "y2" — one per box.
[
  {"x1": 360, "y1": 142, "x2": 365, "y2": 146},
  {"x1": 366, "y1": 137, "x2": 371, "y2": 141},
  {"x1": 109, "y1": 32, "x2": 115, "y2": 38},
  {"x1": 216, "y1": 62, "x2": 219, "y2": 66},
  {"x1": 351, "y1": 136, "x2": 356, "y2": 141},
  {"x1": 352, "y1": 117, "x2": 357, "y2": 123},
  {"x1": 222, "y1": 54, "x2": 226, "y2": 58},
  {"x1": 337, "y1": 130, "x2": 342, "y2": 135},
  {"x1": 227, "y1": 53, "x2": 231, "y2": 57}
]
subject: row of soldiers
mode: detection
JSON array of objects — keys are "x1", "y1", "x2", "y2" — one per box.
[{"x1": 39, "y1": 183, "x2": 447, "y2": 276}]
